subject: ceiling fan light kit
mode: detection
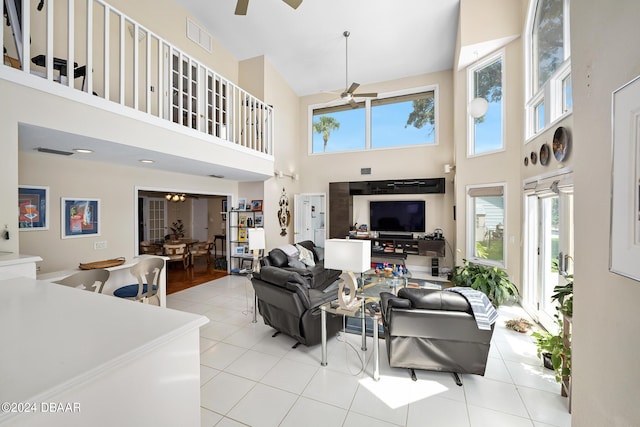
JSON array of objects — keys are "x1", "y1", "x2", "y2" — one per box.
[{"x1": 339, "y1": 30, "x2": 377, "y2": 107}]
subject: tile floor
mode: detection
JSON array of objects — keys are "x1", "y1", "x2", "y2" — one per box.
[{"x1": 166, "y1": 275, "x2": 572, "y2": 427}]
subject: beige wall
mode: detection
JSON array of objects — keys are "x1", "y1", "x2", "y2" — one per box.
[
  {"x1": 298, "y1": 71, "x2": 455, "y2": 263},
  {"x1": 19, "y1": 152, "x2": 237, "y2": 273},
  {"x1": 571, "y1": 0, "x2": 640, "y2": 424}
]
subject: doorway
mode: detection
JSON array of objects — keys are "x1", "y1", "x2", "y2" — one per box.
[
  {"x1": 294, "y1": 193, "x2": 326, "y2": 247},
  {"x1": 523, "y1": 174, "x2": 574, "y2": 331}
]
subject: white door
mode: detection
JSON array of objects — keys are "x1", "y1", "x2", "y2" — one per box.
[
  {"x1": 523, "y1": 175, "x2": 574, "y2": 331},
  {"x1": 294, "y1": 193, "x2": 326, "y2": 246},
  {"x1": 144, "y1": 198, "x2": 167, "y2": 243},
  {"x1": 192, "y1": 198, "x2": 209, "y2": 241}
]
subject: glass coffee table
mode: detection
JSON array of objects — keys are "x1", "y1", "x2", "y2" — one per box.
[{"x1": 320, "y1": 271, "x2": 447, "y2": 381}]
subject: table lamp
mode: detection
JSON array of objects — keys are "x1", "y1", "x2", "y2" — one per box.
[
  {"x1": 248, "y1": 228, "x2": 265, "y2": 273},
  {"x1": 324, "y1": 239, "x2": 371, "y2": 309}
]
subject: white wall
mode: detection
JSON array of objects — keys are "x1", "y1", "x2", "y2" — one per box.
[{"x1": 571, "y1": 0, "x2": 640, "y2": 423}]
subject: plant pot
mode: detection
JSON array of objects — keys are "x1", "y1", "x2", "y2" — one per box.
[{"x1": 542, "y1": 352, "x2": 554, "y2": 370}]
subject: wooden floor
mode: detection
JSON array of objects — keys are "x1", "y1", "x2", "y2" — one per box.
[{"x1": 166, "y1": 258, "x2": 228, "y2": 294}]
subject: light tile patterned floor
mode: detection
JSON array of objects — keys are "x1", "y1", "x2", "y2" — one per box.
[{"x1": 167, "y1": 275, "x2": 572, "y2": 427}]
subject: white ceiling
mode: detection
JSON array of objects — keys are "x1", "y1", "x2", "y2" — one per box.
[{"x1": 176, "y1": 0, "x2": 461, "y2": 96}]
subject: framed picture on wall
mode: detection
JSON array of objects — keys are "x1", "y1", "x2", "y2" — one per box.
[
  {"x1": 254, "y1": 214, "x2": 263, "y2": 227},
  {"x1": 251, "y1": 200, "x2": 263, "y2": 211},
  {"x1": 237, "y1": 198, "x2": 247, "y2": 211},
  {"x1": 61, "y1": 198, "x2": 100, "y2": 239},
  {"x1": 610, "y1": 74, "x2": 640, "y2": 281},
  {"x1": 18, "y1": 186, "x2": 49, "y2": 230}
]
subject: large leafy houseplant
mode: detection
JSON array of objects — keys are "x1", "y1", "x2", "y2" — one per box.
[
  {"x1": 451, "y1": 259, "x2": 518, "y2": 307},
  {"x1": 532, "y1": 314, "x2": 571, "y2": 382}
]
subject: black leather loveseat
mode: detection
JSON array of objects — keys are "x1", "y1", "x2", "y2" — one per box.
[
  {"x1": 260, "y1": 240, "x2": 341, "y2": 291},
  {"x1": 251, "y1": 266, "x2": 343, "y2": 347},
  {"x1": 380, "y1": 287, "x2": 494, "y2": 385}
]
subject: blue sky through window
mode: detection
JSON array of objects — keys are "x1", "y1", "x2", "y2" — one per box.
[{"x1": 474, "y1": 100, "x2": 502, "y2": 153}]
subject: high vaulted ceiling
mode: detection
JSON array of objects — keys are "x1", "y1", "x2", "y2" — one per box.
[{"x1": 176, "y1": 0, "x2": 460, "y2": 96}]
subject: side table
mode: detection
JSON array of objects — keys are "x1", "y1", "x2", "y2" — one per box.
[{"x1": 320, "y1": 300, "x2": 380, "y2": 381}]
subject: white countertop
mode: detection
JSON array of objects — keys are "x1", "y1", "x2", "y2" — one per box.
[
  {"x1": 0, "y1": 253, "x2": 42, "y2": 267},
  {"x1": 0, "y1": 276, "x2": 208, "y2": 418}
]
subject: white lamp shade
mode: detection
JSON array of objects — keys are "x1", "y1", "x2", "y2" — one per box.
[
  {"x1": 468, "y1": 97, "x2": 489, "y2": 118},
  {"x1": 324, "y1": 239, "x2": 371, "y2": 273},
  {"x1": 248, "y1": 228, "x2": 266, "y2": 251}
]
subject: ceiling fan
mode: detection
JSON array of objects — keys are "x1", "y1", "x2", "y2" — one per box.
[
  {"x1": 338, "y1": 31, "x2": 377, "y2": 108},
  {"x1": 234, "y1": 0, "x2": 302, "y2": 15}
]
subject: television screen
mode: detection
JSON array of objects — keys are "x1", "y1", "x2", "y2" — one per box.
[{"x1": 369, "y1": 200, "x2": 425, "y2": 233}]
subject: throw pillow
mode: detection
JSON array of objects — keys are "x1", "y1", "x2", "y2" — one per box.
[
  {"x1": 296, "y1": 244, "x2": 316, "y2": 267},
  {"x1": 313, "y1": 246, "x2": 325, "y2": 262}
]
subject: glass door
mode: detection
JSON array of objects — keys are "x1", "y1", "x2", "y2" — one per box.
[{"x1": 523, "y1": 177, "x2": 573, "y2": 331}]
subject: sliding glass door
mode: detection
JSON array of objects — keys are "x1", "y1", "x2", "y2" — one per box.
[{"x1": 523, "y1": 175, "x2": 573, "y2": 331}]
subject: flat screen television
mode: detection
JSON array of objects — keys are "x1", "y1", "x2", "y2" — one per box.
[{"x1": 369, "y1": 200, "x2": 425, "y2": 233}]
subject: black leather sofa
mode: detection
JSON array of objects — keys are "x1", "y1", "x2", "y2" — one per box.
[
  {"x1": 251, "y1": 266, "x2": 343, "y2": 347},
  {"x1": 260, "y1": 240, "x2": 341, "y2": 291},
  {"x1": 380, "y1": 287, "x2": 494, "y2": 385}
]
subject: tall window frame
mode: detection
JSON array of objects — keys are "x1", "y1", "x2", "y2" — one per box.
[
  {"x1": 467, "y1": 50, "x2": 505, "y2": 157},
  {"x1": 309, "y1": 86, "x2": 439, "y2": 155},
  {"x1": 466, "y1": 183, "x2": 507, "y2": 268},
  {"x1": 525, "y1": 0, "x2": 572, "y2": 140}
]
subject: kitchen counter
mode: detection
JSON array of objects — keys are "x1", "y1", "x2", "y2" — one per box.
[
  {"x1": 0, "y1": 276, "x2": 208, "y2": 426},
  {"x1": 0, "y1": 253, "x2": 42, "y2": 279}
]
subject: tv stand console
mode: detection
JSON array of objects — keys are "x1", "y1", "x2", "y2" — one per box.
[{"x1": 369, "y1": 236, "x2": 445, "y2": 259}]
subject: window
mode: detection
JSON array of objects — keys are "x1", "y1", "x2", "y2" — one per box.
[
  {"x1": 310, "y1": 88, "x2": 436, "y2": 154},
  {"x1": 467, "y1": 185, "x2": 505, "y2": 266},
  {"x1": 526, "y1": 0, "x2": 571, "y2": 137},
  {"x1": 371, "y1": 92, "x2": 435, "y2": 149},
  {"x1": 468, "y1": 52, "x2": 504, "y2": 156}
]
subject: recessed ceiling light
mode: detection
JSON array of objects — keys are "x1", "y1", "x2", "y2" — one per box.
[
  {"x1": 139, "y1": 159, "x2": 154, "y2": 164},
  {"x1": 73, "y1": 148, "x2": 93, "y2": 154}
]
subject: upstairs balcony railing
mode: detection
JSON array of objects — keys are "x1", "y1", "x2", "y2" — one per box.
[{"x1": 1, "y1": 0, "x2": 273, "y2": 156}]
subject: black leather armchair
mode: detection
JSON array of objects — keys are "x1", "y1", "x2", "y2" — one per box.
[
  {"x1": 251, "y1": 266, "x2": 343, "y2": 347},
  {"x1": 380, "y1": 287, "x2": 494, "y2": 385}
]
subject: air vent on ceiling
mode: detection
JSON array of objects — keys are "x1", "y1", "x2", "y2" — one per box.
[
  {"x1": 209, "y1": 174, "x2": 225, "y2": 179},
  {"x1": 36, "y1": 147, "x2": 74, "y2": 156},
  {"x1": 361, "y1": 167, "x2": 371, "y2": 175},
  {"x1": 187, "y1": 18, "x2": 212, "y2": 52}
]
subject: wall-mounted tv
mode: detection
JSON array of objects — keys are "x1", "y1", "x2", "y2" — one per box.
[{"x1": 369, "y1": 200, "x2": 425, "y2": 233}]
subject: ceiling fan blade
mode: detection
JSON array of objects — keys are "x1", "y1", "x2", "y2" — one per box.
[
  {"x1": 283, "y1": 0, "x2": 303, "y2": 9},
  {"x1": 235, "y1": 0, "x2": 249, "y2": 15},
  {"x1": 346, "y1": 82, "x2": 360, "y2": 94},
  {"x1": 355, "y1": 92, "x2": 378, "y2": 98}
]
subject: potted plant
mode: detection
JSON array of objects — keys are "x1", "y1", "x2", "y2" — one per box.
[
  {"x1": 169, "y1": 219, "x2": 185, "y2": 240},
  {"x1": 532, "y1": 314, "x2": 571, "y2": 382},
  {"x1": 451, "y1": 259, "x2": 519, "y2": 307}
]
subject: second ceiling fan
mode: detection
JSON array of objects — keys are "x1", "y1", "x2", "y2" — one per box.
[
  {"x1": 338, "y1": 31, "x2": 377, "y2": 108},
  {"x1": 235, "y1": 0, "x2": 302, "y2": 15}
]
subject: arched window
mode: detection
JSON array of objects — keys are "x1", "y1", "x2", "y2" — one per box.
[{"x1": 525, "y1": 0, "x2": 571, "y2": 138}]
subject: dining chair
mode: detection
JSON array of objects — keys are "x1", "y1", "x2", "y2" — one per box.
[
  {"x1": 53, "y1": 269, "x2": 110, "y2": 293},
  {"x1": 163, "y1": 243, "x2": 189, "y2": 269},
  {"x1": 140, "y1": 240, "x2": 163, "y2": 255},
  {"x1": 190, "y1": 240, "x2": 214, "y2": 266},
  {"x1": 113, "y1": 257, "x2": 164, "y2": 305}
]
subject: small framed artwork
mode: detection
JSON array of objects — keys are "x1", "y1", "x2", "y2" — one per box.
[
  {"x1": 610, "y1": 74, "x2": 640, "y2": 281},
  {"x1": 18, "y1": 186, "x2": 49, "y2": 230},
  {"x1": 235, "y1": 246, "x2": 246, "y2": 255},
  {"x1": 238, "y1": 228, "x2": 247, "y2": 242},
  {"x1": 61, "y1": 198, "x2": 100, "y2": 239},
  {"x1": 254, "y1": 214, "x2": 263, "y2": 227},
  {"x1": 251, "y1": 199, "x2": 263, "y2": 211},
  {"x1": 239, "y1": 215, "x2": 247, "y2": 227},
  {"x1": 222, "y1": 199, "x2": 228, "y2": 212},
  {"x1": 237, "y1": 198, "x2": 247, "y2": 211}
]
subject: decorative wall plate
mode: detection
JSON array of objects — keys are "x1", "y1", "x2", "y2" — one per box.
[
  {"x1": 530, "y1": 151, "x2": 538, "y2": 165},
  {"x1": 552, "y1": 126, "x2": 570, "y2": 162},
  {"x1": 539, "y1": 143, "x2": 550, "y2": 166},
  {"x1": 524, "y1": 156, "x2": 529, "y2": 166}
]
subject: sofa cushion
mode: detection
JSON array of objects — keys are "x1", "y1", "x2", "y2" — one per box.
[
  {"x1": 257, "y1": 266, "x2": 310, "y2": 289},
  {"x1": 267, "y1": 248, "x2": 289, "y2": 267},
  {"x1": 288, "y1": 258, "x2": 307, "y2": 269},
  {"x1": 398, "y1": 288, "x2": 471, "y2": 313},
  {"x1": 296, "y1": 240, "x2": 318, "y2": 262},
  {"x1": 312, "y1": 246, "x2": 325, "y2": 262}
]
